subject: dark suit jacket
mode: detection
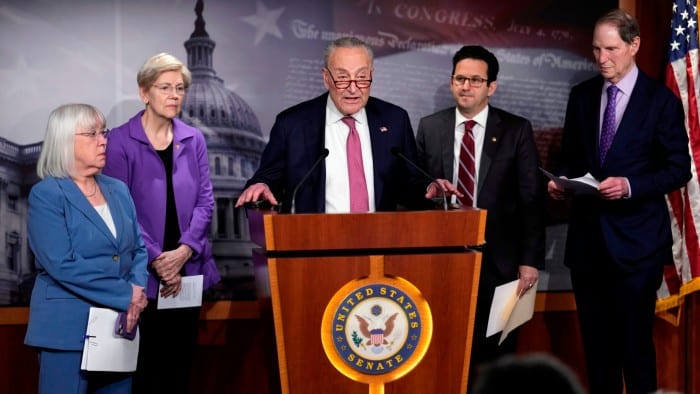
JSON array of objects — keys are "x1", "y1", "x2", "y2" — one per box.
[
  {"x1": 559, "y1": 71, "x2": 691, "y2": 271},
  {"x1": 416, "y1": 106, "x2": 545, "y2": 279},
  {"x1": 245, "y1": 93, "x2": 429, "y2": 213}
]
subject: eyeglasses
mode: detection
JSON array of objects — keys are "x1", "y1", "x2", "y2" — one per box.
[
  {"x1": 76, "y1": 129, "x2": 110, "y2": 139},
  {"x1": 452, "y1": 75, "x2": 488, "y2": 88},
  {"x1": 152, "y1": 83, "x2": 187, "y2": 96},
  {"x1": 325, "y1": 68, "x2": 372, "y2": 89}
]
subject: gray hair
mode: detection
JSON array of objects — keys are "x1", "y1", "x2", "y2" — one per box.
[
  {"x1": 595, "y1": 8, "x2": 640, "y2": 45},
  {"x1": 323, "y1": 37, "x2": 374, "y2": 68},
  {"x1": 37, "y1": 103, "x2": 106, "y2": 179},
  {"x1": 136, "y1": 52, "x2": 192, "y2": 89}
]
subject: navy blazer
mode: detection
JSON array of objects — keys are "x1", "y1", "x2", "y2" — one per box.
[
  {"x1": 245, "y1": 93, "x2": 430, "y2": 212},
  {"x1": 25, "y1": 175, "x2": 148, "y2": 351},
  {"x1": 416, "y1": 106, "x2": 545, "y2": 279},
  {"x1": 559, "y1": 71, "x2": 691, "y2": 270}
]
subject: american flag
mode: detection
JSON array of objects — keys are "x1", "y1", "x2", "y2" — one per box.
[{"x1": 659, "y1": 0, "x2": 700, "y2": 320}]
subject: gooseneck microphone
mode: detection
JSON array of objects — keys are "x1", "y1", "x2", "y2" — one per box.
[
  {"x1": 390, "y1": 147, "x2": 448, "y2": 211},
  {"x1": 290, "y1": 149, "x2": 330, "y2": 214}
]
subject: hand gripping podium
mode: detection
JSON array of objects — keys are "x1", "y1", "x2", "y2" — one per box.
[{"x1": 248, "y1": 209, "x2": 486, "y2": 394}]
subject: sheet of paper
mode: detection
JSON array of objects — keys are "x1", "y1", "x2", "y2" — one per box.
[
  {"x1": 540, "y1": 168, "x2": 600, "y2": 196},
  {"x1": 81, "y1": 307, "x2": 140, "y2": 372},
  {"x1": 498, "y1": 281, "x2": 537, "y2": 345},
  {"x1": 157, "y1": 275, "x2": 203, "y2": 309},
  {"x1": 486, "y1": 279, "x2": 519, "y2": 338},
  {"x1": 486, "y1": 279, "x2": 538, "y2": 344}
]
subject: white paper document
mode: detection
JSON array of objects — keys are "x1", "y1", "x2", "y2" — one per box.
[
  {"x1": 540, "y1": 168, "x2": 600, "y2": 196},
  {"x1": 157, "y1": 275, "x2": 203, "y2": 309},
  {"x1": 486, "y1": 279, "x2": 537, "y2": 345},
  {"x1": 81, "y1": 307, "x2": 140, "y2": 372}
]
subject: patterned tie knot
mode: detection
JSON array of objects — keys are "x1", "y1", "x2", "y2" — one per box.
[
  {"x1": 607, "y1": 84, "x2": 618, "y2": 101},
  {"x1": 464, "y1": 120, "x2": 476, "y2": 134}
]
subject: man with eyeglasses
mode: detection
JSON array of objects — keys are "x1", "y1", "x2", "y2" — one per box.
[
  {"x1": 415, "y1": 45, "x2": 545, "y2": 387},
  {"x1": 236, "y1": 36, "x2": 443, "y2": 212}
]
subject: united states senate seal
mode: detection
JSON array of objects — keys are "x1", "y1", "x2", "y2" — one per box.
[{"x1": 321, "y1": 275, "x2": 433, "y2": 385}]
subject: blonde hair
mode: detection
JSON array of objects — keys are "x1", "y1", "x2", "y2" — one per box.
[
  {"x1": 136, "y1": 52, "x2": 192, "y2": 89},
  {"x1": 37, "y1": 103, "x2": 106, "y2": 179}
]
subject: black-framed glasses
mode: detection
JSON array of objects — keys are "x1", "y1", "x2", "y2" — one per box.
[
  {"x1": 76, "y1": 129, "x2": 110, "y2": 139},
  {"x1": 152, "y1": 83, "x2": 187, "y2": 96},
  {"x1": 325, "y1": 68, "x2": 372, "y2": 89},
  {"x1": 452, "y1": 75, "x2": 488, "y2": 88}
]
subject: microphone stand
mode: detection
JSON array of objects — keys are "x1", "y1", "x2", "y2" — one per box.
[{"x1": 390, "y1": 148, "x2": 448, "y2": 211}]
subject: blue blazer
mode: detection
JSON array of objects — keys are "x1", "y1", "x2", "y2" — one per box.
[
  {"x1": 25, "y1": 174, "x2": 148, "y2": 351},
  {"x1": 245, "y1": 93, "x2": 430, "y2": 213},
  {"x1": 559, "y1": 71, "x2": 691, "y2": 270}
]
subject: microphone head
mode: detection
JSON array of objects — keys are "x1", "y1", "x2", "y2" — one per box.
[
  {"x1": 390, "y1": 147, "x2": 401, "y2": 156},
  {"x1": 321, "y1": 148, "x2": 329, "y2": 158}
]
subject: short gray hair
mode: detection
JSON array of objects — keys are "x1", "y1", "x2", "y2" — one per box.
[
  {"x1": 323, "y1": 37, "x2": 374, "y2": 68},
  {"x1": 37, "y1": 103, "x2": 106, "y2": 179},
  {"x1": 596, "y1": 8, "x2": 640, "y2": 45},
  {"x1": 136, "y1": 52, "x2": 192, "y2": 89}
]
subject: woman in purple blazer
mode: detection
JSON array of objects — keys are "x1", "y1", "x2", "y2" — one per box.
[{"x1": 103, "y1": 53, "x2": 220, "y2": 394}]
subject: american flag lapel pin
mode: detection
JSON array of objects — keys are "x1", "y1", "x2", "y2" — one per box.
[{"x1": 380, "y1": 126, "x2": 388, "y2": 133}]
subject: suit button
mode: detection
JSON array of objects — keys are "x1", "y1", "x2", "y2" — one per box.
[{"x1": 112, "y1": 255, "x2": 119, "y2": 262}]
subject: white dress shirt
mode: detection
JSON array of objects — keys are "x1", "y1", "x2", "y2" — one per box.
[{"x1": 324, "y1": 98, "x2": 376, "y2": 213}]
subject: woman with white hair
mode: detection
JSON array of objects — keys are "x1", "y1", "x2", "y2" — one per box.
[{"x1": 25, "y1": 103, "x2": 148, "y2": 393}]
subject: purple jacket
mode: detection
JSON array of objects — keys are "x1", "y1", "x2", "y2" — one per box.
[{"x1": 103, "y1": 111, "x2": 220, "y2": 299}]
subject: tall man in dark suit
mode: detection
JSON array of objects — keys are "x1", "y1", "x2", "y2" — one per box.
[
  {"x1": 415, "y1": 45, "x2": 545, "y2": 383},
  {"x1": 548, "y1": 9, "x2": 691, "y2": 394},
  {"x1": 236, "y1": 37, "x2": 440, "y2": 212}
]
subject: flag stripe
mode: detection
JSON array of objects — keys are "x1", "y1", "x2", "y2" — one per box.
[{"x1": 659, "y1": 0, "x2": 700, "y2": 312}]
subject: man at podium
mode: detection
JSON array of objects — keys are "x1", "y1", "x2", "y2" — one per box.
[{"x1": 235, "y1": 36, "x2": 451, "y2": 213}]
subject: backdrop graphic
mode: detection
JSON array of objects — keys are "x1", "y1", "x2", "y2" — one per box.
[{"x1": 0, "y1": 0, "x2": 616, "y2": 305}]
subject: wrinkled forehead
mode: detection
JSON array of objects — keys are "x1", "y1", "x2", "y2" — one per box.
[{"x1": 327, "y1": 47, "x2": 373, "y2": 72}]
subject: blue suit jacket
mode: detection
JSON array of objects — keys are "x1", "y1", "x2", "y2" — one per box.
[
  {"x1": 25, "y1": 175, "x2": 148, "y2": 351},
  {"x1": 245, "y1": 93, "x2": 430, "y2": 212},
  {"x1": 559, "y1": 71, "x2": 691, "y2": 270}
]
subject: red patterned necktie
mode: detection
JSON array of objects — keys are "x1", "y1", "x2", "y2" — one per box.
[
  {"x1": 457, "y1": 120, "x2": 477, "y2": 207},
  {"x1": 341, "y1": 116, "x2": 369, "y2": 212},
  {"x1": 599, "y1": 84, "x2": 618, "y2": 165}
]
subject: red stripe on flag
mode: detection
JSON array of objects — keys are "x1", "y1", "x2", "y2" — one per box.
[
  {"x1": 684, "y1": 55, "x2": 700, "y2": 176},
  {"x1": 682, "y1": 187, "x2": 700, "y2": 277}
]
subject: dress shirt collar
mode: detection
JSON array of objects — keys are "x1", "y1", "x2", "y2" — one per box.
[
  {"x1": 326, "y1": 97, "x2": 368, "y2": 128},
  {"x1": 604, "y1": 64, "x2": 638, "y2": 97},
  {"x1": 454, "y1": 105, "x2": 489, "y2": 131}
]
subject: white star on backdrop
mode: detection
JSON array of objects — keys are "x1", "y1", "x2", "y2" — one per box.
[{"x1": 241, "y1": 0, "x2": 285, "y2": 46}]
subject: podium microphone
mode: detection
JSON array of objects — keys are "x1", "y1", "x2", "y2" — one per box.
[
  {"x1": 291, "y1": 149, "x2": 330, "y2": 214},
  {"x1": 390, "y1": 147, "x2": 448, "y2": 211}
]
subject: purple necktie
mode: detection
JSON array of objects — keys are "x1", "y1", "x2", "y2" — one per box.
[
  {"x1": 341, "y1": 116, "x2": 369, "y2": 212},
  {"x1": 457, "y1": 120, "x2": 477, "y2": 207},
  {"x1": 599, "y1": 85, "x2": 618, "y2": 165}
]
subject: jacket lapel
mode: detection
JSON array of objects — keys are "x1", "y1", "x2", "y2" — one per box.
[
  {"x1": 478, "y1": 109, "x2": 505, "y2": 195},
  {"x1": 97, "y1": 175, "x2": 124, "y2": 244},
  {"x1": 586, "y1": 78, "x2": 605, "y2": 171},
  {"x1": 440, "y1": 111, "x2": 456, "y2": 181},
  {"x1": 55, "y1": 177, "x2": 118, "y2": 246},
  {"x1": 602, "y1": 74, "x2": 648, "y2": 168}
]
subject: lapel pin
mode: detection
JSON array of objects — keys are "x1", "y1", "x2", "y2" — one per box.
[
  {"x1": 491, "y1": 137, "x2": 497, "y2": 142},
  {"x1": 380, "y1": 126, "x2": 388, "y2": 133}
]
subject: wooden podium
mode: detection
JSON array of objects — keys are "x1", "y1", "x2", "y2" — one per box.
[{"x1": 248, "y1": 209, "x2": 486, "y2": 394}]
